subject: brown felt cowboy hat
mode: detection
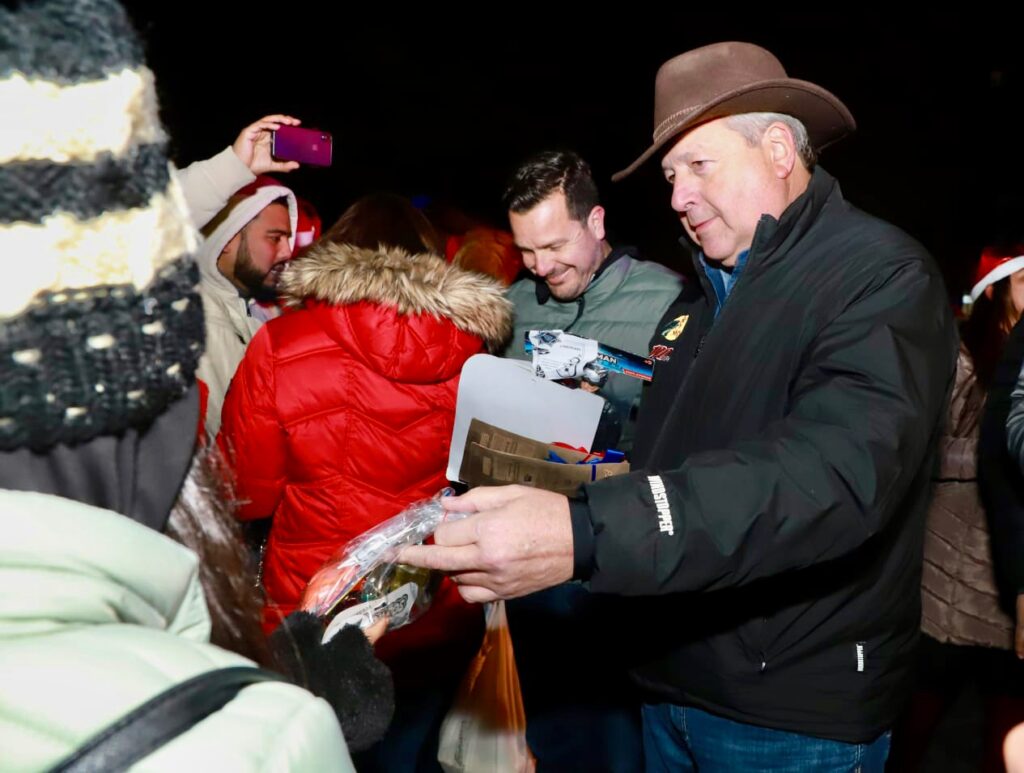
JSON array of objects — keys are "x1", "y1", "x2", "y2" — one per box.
[{"x1": 612, "y1": 41, "x2": 856, "y2": 181}]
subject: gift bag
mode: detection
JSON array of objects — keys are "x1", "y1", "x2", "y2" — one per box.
[{"x1": 438, "y1": 600, "x2": 535, "y2": 773}]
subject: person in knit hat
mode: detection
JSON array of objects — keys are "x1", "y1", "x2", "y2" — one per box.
[{"x1": 0, "y1": 1, "x2": 389, "y2": 767}]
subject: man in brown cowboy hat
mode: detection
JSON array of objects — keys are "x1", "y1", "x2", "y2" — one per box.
[{"x1": 403, "y1": 42, "x2": 958, "y2": 770}]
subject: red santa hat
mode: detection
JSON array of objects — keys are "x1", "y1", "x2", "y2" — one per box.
[{"x1": 970, "y1": 247, "x2": 1024, "y2": 302}]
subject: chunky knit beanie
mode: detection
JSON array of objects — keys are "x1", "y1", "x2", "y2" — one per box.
[{"x1": 0, "y1": 0, "x2": 203, "y2": 451}]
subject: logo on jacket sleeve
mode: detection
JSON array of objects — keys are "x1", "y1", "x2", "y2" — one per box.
[{"x1": 648, "y1": 475, "x2": 675, "y2": 536}]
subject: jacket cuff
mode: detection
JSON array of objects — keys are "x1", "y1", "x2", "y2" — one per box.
[{"x1": 569, "y1": 498, "x2": 596, "y2": 581}]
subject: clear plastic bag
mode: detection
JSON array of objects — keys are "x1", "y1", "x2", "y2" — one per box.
[{"x1": 300, "y1": 487, "x2": 458, "y2": 641}]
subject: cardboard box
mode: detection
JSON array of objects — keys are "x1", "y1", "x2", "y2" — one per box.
[
  {"x1": 445, "y1": 355, "x2": 603, "y2": 482},
  {"x1": 459, "y1": 419, "x2": 629, "y2": 496}
]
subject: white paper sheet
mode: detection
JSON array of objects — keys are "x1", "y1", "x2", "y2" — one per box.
[{"x1": 446, "y1": 354, "x2": 604, "y2": 482}]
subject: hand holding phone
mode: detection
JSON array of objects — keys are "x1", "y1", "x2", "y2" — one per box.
[
  {"x1": 271, "y1": 125, "x2": 333, "y2": 167},
  {"x1": 233, "y1": 114, "x2": 302, "y2": 174}
]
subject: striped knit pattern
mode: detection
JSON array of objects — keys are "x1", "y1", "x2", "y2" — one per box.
[{"x1": 0, "y1": 0, "x2": 203, "y2": 451}]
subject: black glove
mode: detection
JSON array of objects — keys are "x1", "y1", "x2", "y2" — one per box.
[{"x1": 269, "y1": 611, "x2": 395, "y2": 752}]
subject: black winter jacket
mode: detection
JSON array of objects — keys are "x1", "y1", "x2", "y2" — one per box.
[
  {"x1": 979, "y1": 315, "x2": 1024, "y2": 605},
  {"x1": 571, "y1": 168, "x2": 958, "y2": 742}
]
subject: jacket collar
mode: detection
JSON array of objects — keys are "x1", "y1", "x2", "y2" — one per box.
[
  {"x1": 585, "y1": 245, "x2": 638, "y2": 305},
  {"x1": 532, "y1": 245, "x2": 638, "y2": 309}
]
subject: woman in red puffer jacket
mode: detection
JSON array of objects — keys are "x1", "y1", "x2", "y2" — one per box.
[{"x1": 219, "y1": 195, "x2": 512, "y2": 771}]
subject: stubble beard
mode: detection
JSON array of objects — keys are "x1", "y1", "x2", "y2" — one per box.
[{"x1": 233, "y1": 230, "x2": 279, "y2": 303}]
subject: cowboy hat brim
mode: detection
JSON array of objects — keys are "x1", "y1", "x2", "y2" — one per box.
[{"x1": 612, "y1": 78, "x2": 856, "y2": 182}]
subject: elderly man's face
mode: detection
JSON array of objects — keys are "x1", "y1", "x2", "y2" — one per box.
[{"x1": 661, "y1": 117, "x2": 790, "y2": 267}]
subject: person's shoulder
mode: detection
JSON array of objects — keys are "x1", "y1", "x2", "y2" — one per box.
[
  {"x1": 267, "y1": 303, "x2": 318, "y2": 334},
  {"x1": 799, "y1": 205, "x2": 952, "y2": 347},
  {"x1": 78, "y1": 628, "x2": 351, "y2": 769},
  {"x1": 618, "y1": 255, "x2": 684, "y2": 286},
  {"x1": 823, "y1": 194, "x2": 932, "y2": 267},
  {"x1": 506, "y1": 276, "x2": 542, "y2": 306},
  {"x1": 622, "y1": 254, "x2": 682, "y2": 277},
  {"x1": 798, "y1": 194, "x2": 941, "y2": 307},
  {"x1": 152, "y1": 678, "x2": 352, "y2": 771},
  {"x1": 98, "y1": 641, "x2": 352, "y2": 771},
  {"x1": 614, "y1": 256, "x2": 685, "y2": 308},
  {"x1": 246, "y1": 306, "x2": 331, "y2": 367},
  {"x1": 197, "y1": 283, "x2": 247, "y2": 334}
]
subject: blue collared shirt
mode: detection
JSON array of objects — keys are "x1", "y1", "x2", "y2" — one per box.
[{"x1": 700, "y1": 249, "x2": 750, "y2": 318}]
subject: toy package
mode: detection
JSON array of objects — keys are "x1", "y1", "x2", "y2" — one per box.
[
  {"x1": 300, "y1": 488, "x2": 459, "y2": 642},
  {"x1": 525, "y1": 330, "x2": 654, "y2": 384}
]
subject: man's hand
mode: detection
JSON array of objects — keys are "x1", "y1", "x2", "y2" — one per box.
[
  {"x1": 232, "y1": 114, "x2": 301, "y2": 175},
  {"x1": 400, "y1": 485, "x2": 574, "y2": 603}
]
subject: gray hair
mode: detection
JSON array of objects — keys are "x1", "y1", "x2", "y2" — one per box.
[{"x1": 725, "y1": 113, "x2": 817, "y2": 169}]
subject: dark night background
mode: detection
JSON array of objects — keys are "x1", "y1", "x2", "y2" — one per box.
[{"x1": 122, "y1": 7, "x2": 1022, "y2": 302}]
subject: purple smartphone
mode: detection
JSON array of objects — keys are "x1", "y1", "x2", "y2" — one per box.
[{"x1": 271, "y1": 125, "x2": 333, "y2": 167}]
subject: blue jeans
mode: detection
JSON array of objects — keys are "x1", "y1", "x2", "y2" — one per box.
[{"x1": 643, "y1": 703, "x2": 891, "y2": 772}]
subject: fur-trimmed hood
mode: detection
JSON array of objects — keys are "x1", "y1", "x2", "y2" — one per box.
[{"x1": 279, "y1": 241, "x2": 512, "y2": 350}]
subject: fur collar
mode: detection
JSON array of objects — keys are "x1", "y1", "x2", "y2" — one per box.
[{"x1": 279, "y1": 242, "x2": 512, "y2": 349}]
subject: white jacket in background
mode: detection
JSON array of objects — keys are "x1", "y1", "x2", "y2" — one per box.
[{"x1": 193, "y1": 185, "x2": 297, "y2": 436}]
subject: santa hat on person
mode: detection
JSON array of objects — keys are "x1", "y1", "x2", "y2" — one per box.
[
  {"x1": 293, "y1": 196, "x2": 321, "y2": 256},
  {"x1": 970, "y1": 247, "x2": 1024, "y2": 302}
]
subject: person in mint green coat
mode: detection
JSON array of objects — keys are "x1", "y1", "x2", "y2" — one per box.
[{"x1": 0, "y1": 488, "x2": 354, "y2": 772}]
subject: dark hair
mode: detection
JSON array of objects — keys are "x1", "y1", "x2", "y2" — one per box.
[
  {"x1": 502, "y1": 150, "x2": 599, "y2": 223},
  {"x1": 963, "y1": 276, "x2": 1020, "y2": 389},
  {"x1": 321, "y1": 193, "x2": 443, "y2": 256},
  {"x1": 962, "y1": 242, "x2": 1024, "y2": 388},
  {"x1": 164, "y1": 448, "x2": 270, "y2": 667},
  {"x1": 167, "y1": 448, "x2": 397, "y2": 749}
]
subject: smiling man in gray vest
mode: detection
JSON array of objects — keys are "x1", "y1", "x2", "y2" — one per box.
[{"x1": 501, "y1": 150, "x2": 682, "y2": 453}]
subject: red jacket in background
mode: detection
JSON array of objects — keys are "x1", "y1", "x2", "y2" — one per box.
[{"x1": 218, "y1": 242, "x2": 511, "y2": 678}]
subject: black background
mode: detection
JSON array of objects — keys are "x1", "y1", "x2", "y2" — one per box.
[{"x1": 122, "y1": 6, "x2": 1022, "y2": 299}]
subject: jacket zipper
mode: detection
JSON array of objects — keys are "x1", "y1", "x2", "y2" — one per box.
[
  {"x1": 564, "y1": 294, "x2": 586, "y2": 333},
  {"x1": 692, "y1": 266, "x2": 743, "y2": 361}
]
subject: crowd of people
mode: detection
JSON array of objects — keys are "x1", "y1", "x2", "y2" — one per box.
[{"x1": 3, "y1": 1, "x2": 1024, "y2": 771}]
